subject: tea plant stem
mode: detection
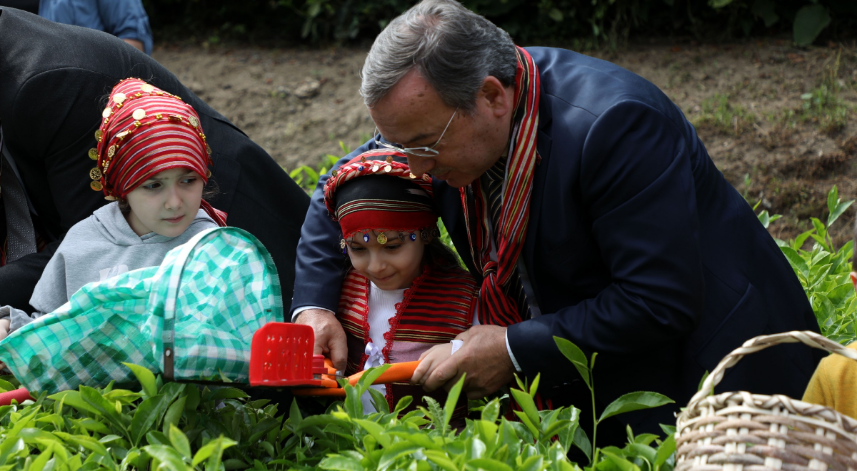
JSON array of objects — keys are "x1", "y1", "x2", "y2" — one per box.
[{"x1": 591, "y1": 368, "x2": 598, "y2": 465}]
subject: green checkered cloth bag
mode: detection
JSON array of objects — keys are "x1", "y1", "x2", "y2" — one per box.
[{"x1": 0, "y1": 227, "x2": 283, "y2": 394}]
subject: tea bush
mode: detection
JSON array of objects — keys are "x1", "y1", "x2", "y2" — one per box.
[
  {"x1": 0, "y1": 338, "x2": 678, "y2": 471},
  {"x1": 774, "y1": 185, "x2": 857, "y2": 344}
]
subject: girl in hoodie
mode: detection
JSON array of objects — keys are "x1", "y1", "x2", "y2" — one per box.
[{"x1": 0, "y1": 78, "x2": 226, "y2": 337}]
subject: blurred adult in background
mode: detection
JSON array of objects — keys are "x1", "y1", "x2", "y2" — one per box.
[
  {"x1": 0, "y1": 7, "x2": 309, "y2": 311},
  {"x1": 38, "y1": 0, "x2": 153, "y2": 54}
]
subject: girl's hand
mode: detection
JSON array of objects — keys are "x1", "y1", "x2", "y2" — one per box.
[
  {"x1": 0, "y1": 319, "x2": 10, "y2": 341},
  {"x1": 411, "y1": 342, "x2": 454, "y2": 387}
]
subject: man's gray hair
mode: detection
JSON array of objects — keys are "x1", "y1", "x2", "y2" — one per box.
[{"x1": 360, "y1": 0, "x2": 517, "y2": 112}]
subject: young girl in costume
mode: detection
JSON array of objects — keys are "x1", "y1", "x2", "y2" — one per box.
[
  {"x1": 0, "y1": 78, "x2": 226, "y2": 337},
  {"x1": 323, "y1": 150, "x2": 477, "y2": 415}
]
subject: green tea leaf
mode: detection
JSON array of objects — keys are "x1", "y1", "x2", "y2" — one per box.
[
  {"x1": 654, "y1": 433, "x2": 676, "y2": 470},
  {"x1": 424, "y1": 450, "x2": 458, "y2": 471},
  {"x1": 598, "y1": 450, "x2": 641, "y2": 471},
  {"x1": 828, "y1": 185, "x2": 839, "y2": 216},
  {"x1": 467, "y1": 458, "x2": 515, "y2": 471},
  {"x1": 147, "y1": 430, "x2": 171, "y2": 446},
  {"x1": 481, "y1": 398, "x2": 501, "y2": 424},
  {"x1": 572, "y1": 425, "x2": 592, "y2": 461},
  {"x1": 520, "y1": 455, "x2": 544, "y2": 471},
  {"x1": 509, "y1": 388, "x2": 541, "y2": 432},
  {"x1": 246, "y1": 417, "x2": 281, "y2": 445},
  {"x1": 355, "y1": 364, "x2": 391, "y2": 395},
  {"x1": 599, "y1": 392, "x2": 674, "y2": 422},
  {"x1": 48, "y1": 391, "x2": 99, "y2": 416},
  {"x1": 781, "y1": 247, "x2": 809, "y2": 279},
  {"x1": 184, "y1": 385, "x2": 201, "y2": 411},
  {"x1": 142, "y1": 445, "x2": 187, "y2": 469},
  {"x1": 161, "y1": 395, "x2": 187, "y2": 434},
  {"x1": 193, "y1": 436, "x2": 236, "y2": 468},
  {"x1": 204, "y1": 388, "x2": 248, "y2": 402},
  {"x1": 80, "y1": 387, "x2": 129, "y2": 439},
  {"x1": 367, "y1": 387, "x2": 390, "y2": 415},
  {"x1": 344, "y1": 384, "x2": 363, "y2": 418},
  {"x1": 811, "y1": 218, "x2": 828, "y2": 242},
  {"x1": 443, "y1": 373, "x2": 466, "y2": 428},
  {"x1": 829, "y1": 200, "x2": 854, "y2": 229},
  {"x1": 0, "y1": 438, "x2": 25, "y2": 466},
  {"x1": 122, "y1": 363, "x2": 158, "y2": 398},
  {"x1": 52, "y1": 433, "x2": 109, "y2": 458},
  {"x1": 0, "y1": 379, "x2": 15, "y2": 393},
  {"x1": 130, "y1": 395, "x2": 171, "y2": 447},
  {"x1": 514, "y1": 410, "x2": 541, "y2": 439},
  {"x1": 793, "y1": 229, "x2": 815, "y2": 251},
  {"x1": 553, "y1": 337, "x2": 590, "y2": 389},
  {"x1": 379, "y1": 441, "x2": 425, "y2": 469},
  {"x1": 353, "y1": 419, "x2": 392, "y2": 448},
  {"x1": 318, "y1": 454, "x2": 364, "y2": 471},
  {"x1": 168, "y1": 424, "x2": 192, "y2": 460},
  {"x1": 28, "y1": 444, "x2": 54, "y2": 471}
]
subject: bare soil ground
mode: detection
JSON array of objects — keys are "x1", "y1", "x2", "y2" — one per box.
[{"x1": 153, "y1": 37, "x2": 857, "y2": 245}]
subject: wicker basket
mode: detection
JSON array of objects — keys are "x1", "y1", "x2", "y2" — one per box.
[{"x1": 676, "y1": 331, "x2": 857, "y2": 471}]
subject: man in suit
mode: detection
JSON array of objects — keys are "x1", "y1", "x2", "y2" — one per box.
[
  {"x1": 0, "y1": 7, "x2": 309, "y2": 311},
  {"x1": 290, "y1": 0, "x2": 823, "y2": 443}
]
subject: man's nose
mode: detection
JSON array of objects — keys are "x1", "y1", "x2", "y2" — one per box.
[{"x1": 407, "y1": 156, "x2": 435, "y2": 176}]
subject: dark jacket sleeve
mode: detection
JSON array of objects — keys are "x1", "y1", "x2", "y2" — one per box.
[
  {"x1": 0, "y1": 239, "x2": 60, "y2": 311},
  {"x1": 289, "y1": 138, "x2": 379, "y2": 315},
  {"x1": 507, "y1": 100, "x2": 706, "y2": 374}
]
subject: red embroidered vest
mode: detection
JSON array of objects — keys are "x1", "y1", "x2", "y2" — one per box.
[{"x1": 337, "y1": 264, "x2": 477, "y2": 417}]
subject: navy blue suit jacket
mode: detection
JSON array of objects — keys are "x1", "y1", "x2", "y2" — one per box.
[{"x1": 292, "y1": 47, "x2": 822, "y2": 439}]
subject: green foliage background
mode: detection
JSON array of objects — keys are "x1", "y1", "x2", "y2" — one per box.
[{"x1": 143, "y1": 0, "x2": 857, "y2": 47}]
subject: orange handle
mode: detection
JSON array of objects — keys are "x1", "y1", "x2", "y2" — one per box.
[
  {"x1": 347, "y1": 360, "x2": 420, "y2": 387},
  {"x1": 292, "y1": 360, "x2": 421, "y2": 397}
]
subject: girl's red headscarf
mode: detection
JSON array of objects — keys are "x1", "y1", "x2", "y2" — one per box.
[
  {"x1": 91, "y1": 78, "x2": 226, "y2": 226},
  {"x1": 324, "y1": 150, "x2": 436, "y2": 242}
]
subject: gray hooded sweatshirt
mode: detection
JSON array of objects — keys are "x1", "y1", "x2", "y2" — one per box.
[{"x1": 0, "y1": 202, "x2": 218, "y2": 331}]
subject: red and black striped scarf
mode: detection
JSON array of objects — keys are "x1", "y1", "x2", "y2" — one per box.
[{"x1": 460, "y1": 46, "x2": 540, "y2": 327}]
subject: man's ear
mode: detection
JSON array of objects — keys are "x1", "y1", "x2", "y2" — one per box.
[
  {"x1": 479, "y1": 76, "x2": 514, "y2": 118},
  {"x1": 850, "y1": 271, "x2": 857, "y2": 291}
]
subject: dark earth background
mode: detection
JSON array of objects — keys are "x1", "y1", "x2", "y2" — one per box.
[{"x1": 153, "y1": 37, "x2": 857, "y2": 246}]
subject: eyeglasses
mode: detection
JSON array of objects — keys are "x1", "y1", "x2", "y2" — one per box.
[{"x1": 373, "y1": 107, "x2": 458, "y2": 157}]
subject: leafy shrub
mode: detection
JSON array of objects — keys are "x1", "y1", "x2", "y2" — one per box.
[
  {"x1": 142, "y1": 0, "x2": 857, "y2": 46},
  {"x1": 773, "y1": 186, "x2": 857, "y2": 344},
  {"x1": 0, "y1": 337, "x2": 678, "y2": 471}
]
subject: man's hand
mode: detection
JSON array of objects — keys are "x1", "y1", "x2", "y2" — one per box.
[
  {"x1": 294, "y1": 309, "x2": 347, "y2": 371},
  {"x1": 0, "y1": 318, "x2": 10, "y2": 342},
  {"x1": 419, "y1": 325, "x2": 515, "y2": 399}
]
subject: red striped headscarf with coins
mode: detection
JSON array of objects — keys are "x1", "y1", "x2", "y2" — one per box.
[
  {"x1": 323, "y1": 150, "x2": 436, "y2": 242},
  {"x1": 90, "y1": 78, "x2": 226, "y2": 226}
]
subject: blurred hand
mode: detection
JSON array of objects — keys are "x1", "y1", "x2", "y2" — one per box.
[
  {"x1": 420, "y1": 325, "x2": 515, "y2": 399},
  {"x1": 0, "y1": 319, "x2": 9, "y2": 342},
  {"x1": 122, "y1": 38, "x2": 145, "y2": 52},
  {"x1": 294, "y1": 309, "x2": 347, "y2": 371}
]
